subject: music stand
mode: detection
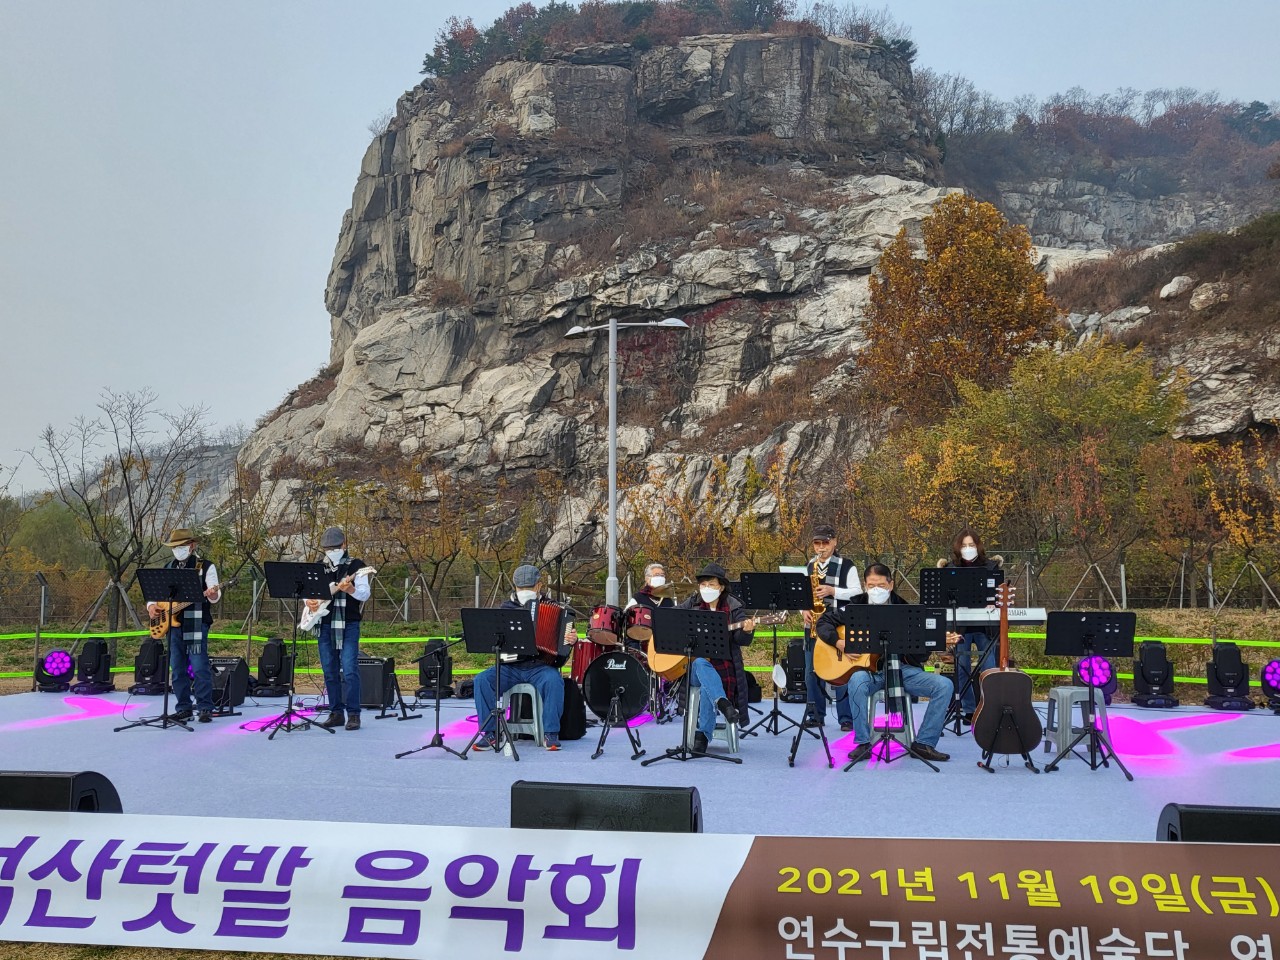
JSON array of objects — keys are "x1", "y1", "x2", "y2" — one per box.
[
  {"x1": 396, "y1": 637, "x2": 468, "y2": 761},
  {"x1": 641, "y1": 608, "x2": 742, "y2": 766},
  {"x1": 840, "y1": 604, "x2": 948, "y2": 773},
  {"x1": 458, "y1": 608, "x2": 539, "y2": 761},
  {"x1": 920, "y1": 567, "x2": 1004, "y2": 734},
  {"x1": 1043, "y1": 611, "x2": 1136, "y2": 781},
  {"x1": 736, "y1": 571, "x2": 809, "y2": 739},
  {"x1": 252, "y1": 561, "x2": 331, "y2": 739},
  {"x1": 115, "y1": 567, "x2": 204, "y2": 733}
]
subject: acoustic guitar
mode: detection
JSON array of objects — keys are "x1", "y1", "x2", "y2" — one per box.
[
  {"x1": 148, "y1": 576, "x2": 238, "y2": 639},
  {"x1": 971, "y1": 582, "x2": 1043, "y2": 769},
  {"x1": 812, "y1": 624, "x2": 877, "y2": 685},
  {"x1": 646, "y1": 610, "x2": 786, "y2": 681}
]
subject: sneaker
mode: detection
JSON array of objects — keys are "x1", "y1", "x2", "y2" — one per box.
[
  {"x1": 693, "y1": 732, "x2": 709, "y2": 754},
  {"x1": 345, "y1": 715, "x2": 361, "y2": 731},
  {"x1": 318, "y1": 711, "x2": 345, "y2": 729},
  {"x1": 167, "y1": 708, "x2": 193, "y2": 722},
  {"x1": 804, "y1": 714, "x2": 826, "y2": 728},
  {"x1": 198, "y1": 711, "x2": 212, "y2": 724},
  {"x1": 544, "y1": 736, "x2": 561, "y2": 751},
  {"x1": 472, "y1": 734, "x2": 498, "y2": 752},
  {"x1": 846, "y1": 742, "x2": 874, "y2": 764},
  {"x1": 839, "y1": 720, "x2": 854, "y2": 732},
  {"x1": 715, "y1": 697, "x2": 738, "y2": 724},
  {"x1": 910, "y1": 742, "x2": 951, "y2": 762}
]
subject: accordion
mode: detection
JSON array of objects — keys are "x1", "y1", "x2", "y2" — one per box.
[{"x1": 534, "y1": 601, "x2": 571, "y2": 667}]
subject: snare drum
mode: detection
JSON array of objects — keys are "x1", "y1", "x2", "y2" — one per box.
[
  {"x1": 587, "y1": 604, "x2": 623, "y2": 645},
  {"x1": 570, "y1": 639, "x2": 609, "y2": 686},
  {"x1": 624, "y1": 604, "x2": 654, "y2": 641}
]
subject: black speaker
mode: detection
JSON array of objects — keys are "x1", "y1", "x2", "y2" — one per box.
[
  {"x1": 0, "y1": 771, "x2": 123, "y2": 813},
  {"x1": 358, "y1": 656, "x2": 395, "y2": 708},
  {"x1": 782, "y1": 640, "x2": 808, "y2": 702},
  {"x1": 1157, "y1": 803, "x2": 1280, "y2": 843},
  {"x1": 210, "y1": 656, "x2": 250, "y2": 708},
  {"x1": 510, "y1": 781, "x2": 702, "y2": 833}
]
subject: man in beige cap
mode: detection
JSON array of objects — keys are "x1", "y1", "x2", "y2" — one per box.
[{"x1": 146, "y1": 528, "x2": 221, "y2": 723}]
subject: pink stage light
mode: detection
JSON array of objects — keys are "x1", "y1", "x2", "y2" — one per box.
[{"x1": 1, "y1": 696, "x2": 124, "y2": 732}]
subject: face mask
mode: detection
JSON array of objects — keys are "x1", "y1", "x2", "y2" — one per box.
[
  {"x1": 960, "y1": 546, "x2": 978, "y2": 562},
  {"x1": 699, "y1": 585, "x2": 721, "y2": 604},
  {"x1": 515, "y1": 589, "x2": 538, "y2": 604},
  {"x1": 171, "y1": 546, "x2": 191, "y2": 562},
  {"x1": 867, "y1": 586, "x2": 891, "y2": 605},
  {"x1": 649, "y1": 575, "x2": 666, "y2": 589},
  {"x1": 325, "y1": 548, "x2": 344, "y2": 565}
]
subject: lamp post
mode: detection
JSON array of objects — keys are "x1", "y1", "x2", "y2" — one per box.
[{"x1": 564, "y1": 316, "x2": 689, "y2": 606}]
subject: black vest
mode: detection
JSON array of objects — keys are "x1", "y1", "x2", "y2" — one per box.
[{"x1": 166, "y1": 555, "x2": 213, "y2": 626}]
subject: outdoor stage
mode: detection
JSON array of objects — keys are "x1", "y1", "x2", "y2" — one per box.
[{"x1": 3, "y1": 688, "x2": 1277, "y2": 841}]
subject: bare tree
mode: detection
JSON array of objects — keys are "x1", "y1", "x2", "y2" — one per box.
[{"x1": 30, "y1": 389, "x2": 210, "y2": 628}]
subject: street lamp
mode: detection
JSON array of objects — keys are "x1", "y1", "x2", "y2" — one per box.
[{"x1": 564, "y1": 316, "x2": 689, "y2": 606}]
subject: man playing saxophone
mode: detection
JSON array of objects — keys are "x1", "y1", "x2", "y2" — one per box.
[{"x1": 803, "y1": 524, "x2": 861, "y2": 731}]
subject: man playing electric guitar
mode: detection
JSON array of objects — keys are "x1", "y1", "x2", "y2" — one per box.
[
  {"x1": 146, "y1": 527, "x2": 221, "y2": 724},
  {"x1": 312, "y1": 526, "x2": 373, "y2": 731}
]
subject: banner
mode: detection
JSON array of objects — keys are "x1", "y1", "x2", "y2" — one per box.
[{"x1": 1, "y1": 811, "x2": 1277, "y2": 959}]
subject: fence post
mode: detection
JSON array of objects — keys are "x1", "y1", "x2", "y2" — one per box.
[
  {"x1": 1207, "y1": 562, "x2": 1216, "y2": 609},
  {"x1": 1179, "y1": 554, "x2": 1186, "y2": 609},
  {"x1": 403, "y1": 577, "x2": 411, "y2": 622},
  {"x1": 474, "y1": 565, "x2": 481, "y2": 608},
  {"x1": 1119, "y1": 564, "x2": 1127, "y2": 610}
]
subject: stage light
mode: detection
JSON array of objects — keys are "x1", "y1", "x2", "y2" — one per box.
[
  {"x1": 35, "y1": 649, "x2": 75, "y2": 692},
  {"x1": 1205, "y1": 642, "x2": 1253, "y2": 711},
  {"x1": 253, "y1": 637, "x2": 293, "y2": 697},
  {"x1": 1132, "y1": 641, "x2": 1179, "y2": 708},
  {"x1": 416, "y1": 640, "x2": 453, "y2": 698},
  {"x1": 129, "y1": 637, "x2": 166, "y2": 695},
  {"x1": 1261, "y1": 659, "x2": 1280, "y2": 712},
  {"x1": 1074, "y1": 655, "x2": 1118, "y2": 705},
  {"x1": 70, "y1": 639, "x2": 115, "y2": 695}
]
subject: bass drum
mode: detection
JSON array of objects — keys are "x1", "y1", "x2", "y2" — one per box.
[
  {"x1": 582, "y1": 650, "x2": 650, "y2": 721},
  {"x1": 570, "y1": 639, "x2": 609, "y2": 686},
  {"x1": 624, "y1": 604, "x2": 654, "y2": 641},
  {"x1": 587, "y1": 604, "x2": 623, "y2": 645}
]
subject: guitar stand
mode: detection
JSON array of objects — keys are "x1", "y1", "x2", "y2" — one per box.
[
  {"x1": 743, "y1": 614, "x2": 800, "y2": 738},
  {"x1": 591, "y1": 691, "x2": 645, "y2": 760},
  {"x1": 396, "y1": 641, "x2": 467, "y2": 761},
  {"x1": 375, "y1": 673, "x2": 422, "y2": 722},
  {"x1": 976, "y1": 705, "x2": 1040, "y2": 773},
  {"x1": 787, "y1": 700, "x2": 833, "y2": 768}
]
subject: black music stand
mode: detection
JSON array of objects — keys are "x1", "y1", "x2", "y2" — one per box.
[
  {"x1": 1043, "y1": 611, "x2": 1136, "y2": 781},
  {"x1": 737, "y1": 571, "x2": 809, "y2": 738},
  {"x1": 641, "y1": 608, "x2": 742, "y2": 766},
  {"x1": 458, "y1": 608, "x2": 539, "y2": 761},
  {"x1": 115, "y1": 567, "x2": 204, "y2": 734},
  {"x1": 921, "y1": 567, "x2": 1004, "y2": 734},
  {"x1": 252, "y1": 561, "x2": 331, "y2": 739},
  {"x1": 396, "y1": 637, "x2": 468, "y2": 761},
  {"x1": 841, "y1": 604, "x2": 948, "y2": 773}
]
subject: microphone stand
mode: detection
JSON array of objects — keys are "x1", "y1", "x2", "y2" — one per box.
[{"x1": 396, "y1": 637, "x2": 468, "y2": 760}]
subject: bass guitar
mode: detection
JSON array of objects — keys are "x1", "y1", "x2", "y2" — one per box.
[
  {"x1": 971, "y1": 582, "x2": 1042, "y2": 772},
  {"x1": 646, "y1": 610, "x2": 787, "y2": 681},
  {"x1": 299, "y1": 567, "x2": 377, "y2": 632},
  {"x1": 148, "y1": 576, "x2": 238, "y2": 639}
]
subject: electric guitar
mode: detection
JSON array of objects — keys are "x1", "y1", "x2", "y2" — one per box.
[
  {"x1": 971, "y1": 582, "x2": 1043, "y2": 766},
  {"x1": 299, "y1": 567, "x2": 377, "y2": 631},
  {"x1": 148, "y1": 576, "x2": 238, "y2": 639},
  {"x1": 646, "y1": 610, "x2": 787, "y2": 681}
]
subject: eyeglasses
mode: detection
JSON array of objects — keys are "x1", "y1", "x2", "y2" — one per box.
[{"x1": 812, "y1": 538, "x2": 832, "y2": 545}]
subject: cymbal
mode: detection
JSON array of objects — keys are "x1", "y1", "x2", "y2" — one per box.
[{"x1": 650, "y1": 582, "x2": 679, "y2": 598}]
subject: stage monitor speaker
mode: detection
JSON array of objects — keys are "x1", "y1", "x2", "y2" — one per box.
[
  {"x1": 1157, "y1": 803, "x2": 1280, "y2": 843},
  {"x1": 210, "y1": 656, "x2": 250, "y2": 708},
  {"x1": 358, "y1": 656, "x2": 395, "y2": 709},
  {"x1": 510, "y1": 781, "x2": 702, "y2": 833},
  {"x1": 0, "y1": 771, "x2": 123, "y2": 813}
]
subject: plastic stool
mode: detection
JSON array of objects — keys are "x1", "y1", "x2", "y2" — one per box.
[
  {"x1": 684, "y1": 686, "x2": 739, "y2": 752},
  {"x1": 868, "y1": 688, "x2": 915, "y2": 747},
  {"x1": 1043, "y1": 685, "x2": 1109, "y2": 754},
  {"x1": 505, "y1": 683, "x2": 544, "y2": 743}
]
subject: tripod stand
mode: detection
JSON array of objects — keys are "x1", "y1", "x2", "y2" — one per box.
[
  {"x1": 738, "y1": 572, "x2": 810, "y2": 738},
  {"x1": 787, "y1": 657, "x2": 833, "y2": 767},
  {"x1": 919, "y1": 567, "x2": 1003, "y2": 736},
  {"x1": 115, "y1": 566, "x2": 202, "y2": 734},
  {"x1": 251, "y1": 561, "x2": 332, "y2": 739},
  {"x1": 642, "y1": 607, "x2": 741, "y2": 766},
  {"x1": 396, "y1": 637, "x2": 467, "y2": 761},
  {"x1": 459, "y1": 608, "x2": 539, "y2": 761}
]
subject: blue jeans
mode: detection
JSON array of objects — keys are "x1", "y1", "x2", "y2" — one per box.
[
  {"x1": 474, "y1": 660, "x2": 564, "y2": 737},
  {"x1": 317, "y1": 621, "x2": 362, "y2": 715},
  {"x1": 846, "y1": 665, "x2": 954, "y2": 748},
  {"x1": 169, "y1": 627, "x2": 212, "y2": 712},
  {"x1": 803, "y1": 638, "x2": 853, "y2": 724},
  {"x1": 689, "y1": 658, "x2": 730, "y2": 738},
  {"x1": 956, "y1": 630, "x2": 997, "y2": 712}
]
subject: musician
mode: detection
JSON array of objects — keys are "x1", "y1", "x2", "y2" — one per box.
[
  {"x1": 816, "y1": 563, "x2": 954, "y2": 764},
  {"x1": 624, "y1": 561, "x2": 674, "y2": 651},
  {"x1": 802, "y1": 524, "x2": 861, "y2": 731},
  {"x1": 678, "y1": 563, "x2": 755, "y2": 753},
  {"x1": 941, "y1": 528, "x2": 1002, "y2": 724},
  {"x1": 146, "y1": 528, "x2": 221, "y2": 724},
  {"x1": 472, "y1": 564, "x2": 575, "y2": 752},
  {"x1": 311, "y1": 526, "x2": 372, "y2": 731}
]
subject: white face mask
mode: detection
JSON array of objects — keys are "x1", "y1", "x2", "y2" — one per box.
[
  {"x1": 325, "y1": 548, "x2": 345, "y2": 565},
  {"x1": 867, "y1": 586, "x2": 891, "y2": 605},
  {"x1": 699, "y1": 585, "x2": 721, "y2": 604},
  {"x1": 171, "y1": 546, "x2": 191, "y2": 562},
  {"x1": 960, "y1": 545, "x2": 979, "y2": 562},
  {"x1": 515, "y1": 589, "x2": 538, "y2": 604},
  {"x1": 649, "y1": 575, "x2": 666, "y2": 589}
]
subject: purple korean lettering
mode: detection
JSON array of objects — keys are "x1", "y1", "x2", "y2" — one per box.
[
  {"x1": 0, "y1": 836, "x2": 39, "y2": 925},
  {"x1": 121, "y1": 892, "x2": 195, "y2": 934},
  {"x1": 122, "y1": 841, "x2": 216, "y2": 895},
  {"x1": 215, "y1": 890, "x2": 291, "y2": 939},
  {"x1": 543, "y1": 855, "x2": 640, "y2": 949},
  {"x1": 446, "y1": 854, "x2": 524, "y2": 952},
  {"x1": 342, "y1": 849, "x2": 431, "y2": 947}
]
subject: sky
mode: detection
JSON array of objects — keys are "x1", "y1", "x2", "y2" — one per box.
[{"x1": 2, "y1": 0, "x2": 1278, "y2": 494}]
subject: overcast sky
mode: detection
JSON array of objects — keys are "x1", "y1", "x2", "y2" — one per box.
[{"x1": 3, "y1": 0, "x2": 1278, "y2": 493}]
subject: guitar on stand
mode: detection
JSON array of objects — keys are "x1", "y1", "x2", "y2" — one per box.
[{"x1": 971, "y1": 582, "x2": 1042, "y2": 773}]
